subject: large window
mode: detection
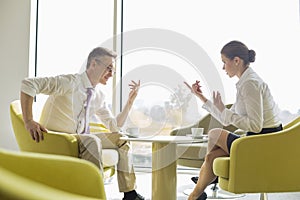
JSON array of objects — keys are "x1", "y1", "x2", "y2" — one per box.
[
  {"x1": 31, "y1": 0, "x2": 115, "y2": 110},
  {"x1": 122, "y1": 0, "x2": 300, "y2": 118},
  {"x1": 121, "y1": 0, "x2": 300, "y2": 166},
  {"x1": 31, "y1": 0, "x2": 300, "y2": 168}
]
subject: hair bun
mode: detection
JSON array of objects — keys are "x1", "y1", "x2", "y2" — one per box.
[{"x1": 248, "y1": 50, "x2": 256, "y2": 63}]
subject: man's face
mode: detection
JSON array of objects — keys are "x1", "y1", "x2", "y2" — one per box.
[{"x1": 94, "y1": 56, "x2": 116, "y2": 85}]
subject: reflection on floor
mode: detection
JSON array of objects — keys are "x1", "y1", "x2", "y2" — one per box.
[{"x1": 104, "y1": 168, "x2": 300, "y2": 200}]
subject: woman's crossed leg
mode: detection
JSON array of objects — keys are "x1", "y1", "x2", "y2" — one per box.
[{"x1": 188, "y1": 128, "x2": 230, "y2": 200}]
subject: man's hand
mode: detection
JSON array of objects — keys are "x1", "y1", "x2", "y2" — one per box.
[
  {"x1": 24, "y1": 119, "x2": 47, "y2": 142},
  {"x1": 116, "y1": 80, "x2": 141, "y2": 127},
  {"x1": 128, "y1": 80, "x2": 140, "y2": 105}
]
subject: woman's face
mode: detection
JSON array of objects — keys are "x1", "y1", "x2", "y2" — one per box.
[{"x1": 221, "y1": 54, "x2": 239, "y2": 78}]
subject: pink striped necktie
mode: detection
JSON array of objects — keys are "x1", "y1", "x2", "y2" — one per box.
[{"x1": 82, "y1": 88, "x2": 93, "y2": 134}]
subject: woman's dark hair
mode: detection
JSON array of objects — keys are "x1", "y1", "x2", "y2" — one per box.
[{"x1": 221, "y1": 40, "x2": 256, "y2": 66}]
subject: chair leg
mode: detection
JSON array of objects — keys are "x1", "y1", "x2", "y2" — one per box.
[
  {"x1": 260, "y1": 193, "x2": 268, "y2": 200},
  {"x1": 210, "y1": 183, "x2": 218, "y2": 198}
]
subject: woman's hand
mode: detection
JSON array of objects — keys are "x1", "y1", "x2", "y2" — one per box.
[
  {"x1": 184, "y1": 81, "x2": 207, "y2": 103},
  {"x1": 213, "y1": 91, "x2": 225, "y2": 112}
]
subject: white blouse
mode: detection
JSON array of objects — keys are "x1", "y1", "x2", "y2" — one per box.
[{"x1": 202, "y1": 67, "x2": 281, "y2": 133}]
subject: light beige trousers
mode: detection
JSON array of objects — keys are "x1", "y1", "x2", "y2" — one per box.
[{"x1": 74, "y1": 132, "x2": 136, "y2": 192}]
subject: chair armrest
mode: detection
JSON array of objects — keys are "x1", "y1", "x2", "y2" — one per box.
[
  {"x1": 10, "y1": 100, "x2": 79, "y2": 157},
  {"x1": 0, "y1": 150, "x2": 105, "y2": 199},
  {"x1": 0, "y1": 166, "x2": 102, "y2": 200},
  {"x1": 25, "y1": 130, "x2": 79, "y2": 157},
  {"x1": 213, "y1": 157, "x2": 230, "y2": 179},
  {"x1": 283, "y1": 116, "x2": 300, "y2": 129}
]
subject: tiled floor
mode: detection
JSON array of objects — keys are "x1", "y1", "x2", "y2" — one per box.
[{"x1": 104, "y1": 168, "x2": 300, "y2": 200}]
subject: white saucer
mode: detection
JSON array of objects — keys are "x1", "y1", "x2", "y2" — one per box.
[
  {"x1": 122, "y1": 132, "x2": 139, "y2": 138},
  {"x1": 186, "y1": 134, "x2": 206, "y2": 139}
]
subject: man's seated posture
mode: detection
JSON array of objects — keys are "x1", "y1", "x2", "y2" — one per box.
[{"x1": 20, "y1": 47, "x2": 144, "y2": 200}]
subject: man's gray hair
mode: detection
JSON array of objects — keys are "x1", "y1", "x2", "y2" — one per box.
[{"x1": 86, "y1": 47, "x2": 117, "y2": 69}]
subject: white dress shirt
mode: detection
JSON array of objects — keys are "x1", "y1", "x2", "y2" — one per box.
[
  {"x1": 21, "y1": 72, "x2": 120, "y2": 134},
  {"x1": 203, "y1": 67, "x2": 281, "y2": 133}
]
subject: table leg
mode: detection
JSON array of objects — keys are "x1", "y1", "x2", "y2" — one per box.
[{"x1": 152, "y1": 142, "x2": 177, "y2": 200}]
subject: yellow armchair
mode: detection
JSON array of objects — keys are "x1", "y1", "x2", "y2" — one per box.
[
  {"x1": 10, "y1": 100, "x2": 118, "y2": 179},
  {"x1": 0, "y1": 148, "x2": 106, "y2": 200},
  {"x1": 213, "y1": 116, "x2": 300, "y2": 200}
]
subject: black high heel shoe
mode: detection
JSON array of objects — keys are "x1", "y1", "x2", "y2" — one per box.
[
  {"x1": 196, "y1": 192, "x2": 207, "y2": 200},
  {"x1": 191, "y1": 176, "x2": 218, "y2": 185},
  {"x1": 191, "y1": 176, "x2": 217, "y2": 200}
]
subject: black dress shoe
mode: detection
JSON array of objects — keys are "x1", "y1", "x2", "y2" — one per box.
[
  {"x1": 122, "y1": 193, "x2": 145, "y2": 200},
  {"x1": 134, "y1": 193, "x2": 145, "y2": 200},
  {"x1": 196, "y1": 192, "x2": 207, "y2": 200},
  {"x1": 191, "y1": 176, "x2": 198, "y2": 184}
]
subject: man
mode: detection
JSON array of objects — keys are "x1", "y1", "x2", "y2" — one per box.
[{"x1": 20, "y1": 47, "x2": 144, "y2": 200}]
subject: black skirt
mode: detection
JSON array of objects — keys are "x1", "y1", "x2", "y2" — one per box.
[{"x1": 226, "y1": 124, "x2": 283, "y2": 153}]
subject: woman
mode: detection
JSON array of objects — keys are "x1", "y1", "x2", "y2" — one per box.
[{"x1": 184, "y1": 40, "x2": 282, "y2": 200}]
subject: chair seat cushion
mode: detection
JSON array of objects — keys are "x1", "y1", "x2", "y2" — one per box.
[{"x1": 102, "y1": 149, "x2": 118, "y2": 167}]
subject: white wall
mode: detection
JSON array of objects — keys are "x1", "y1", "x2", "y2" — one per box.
[{"x1": 0, "y1": 0, "x2": 31, "y2": 150}]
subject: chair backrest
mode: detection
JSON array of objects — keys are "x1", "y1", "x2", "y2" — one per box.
[
  {"x1": 283, "y1": 115, "x2": 300, "y2": 130},
  {"x1": 169, "y1": 104, "x2": 237, "y2": 136},
  {"x1": 228, "y1": 120, "x2": 300, "y2": 193}
]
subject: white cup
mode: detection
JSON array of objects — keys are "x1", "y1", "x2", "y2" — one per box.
[
  {"x1": 126, "y1": 127, "x2": 140, "y2": 137},
  {"x1": 191, "y1": 128, "x2": 204, "y2": 138}
]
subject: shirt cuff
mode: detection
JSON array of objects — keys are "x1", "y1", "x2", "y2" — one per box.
[
  {"x1": 202, "y1": 100, "x2": 213, "y2": 112},
  {"x1": 221, "y1": 109, "x2": 233, "y2": 126},
  {"x1": 20, "y1": 84, "x2": 36, "y2": 97}
]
